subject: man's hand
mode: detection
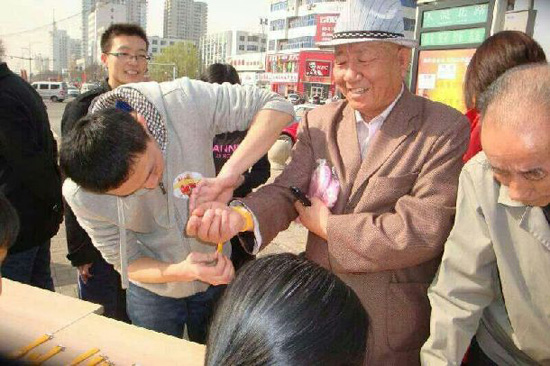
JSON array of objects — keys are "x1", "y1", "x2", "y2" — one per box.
[
  {"x1": 294, "y1": 197, "x2": 330, "y2": 240},
  {"x1": 171, "y1": 252, "x2": 235, "y2": 286},
  {"x1": 187, "y1": 202, "x2": 245, "y2": 244},
  {"x1": 189, "y1": 174, "x2": 244, "y2": 211},
  {"x1": 77, "y1": 263, "x2": 93, "y2": 284}
]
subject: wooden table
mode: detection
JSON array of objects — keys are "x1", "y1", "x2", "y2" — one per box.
[{"x1": 0, "y1": 279, "x2": 206, "y2": 365}]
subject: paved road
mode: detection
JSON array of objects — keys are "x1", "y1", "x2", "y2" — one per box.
[{"x1": 46, "y1": 99, "x2": 307, "y2": 298}]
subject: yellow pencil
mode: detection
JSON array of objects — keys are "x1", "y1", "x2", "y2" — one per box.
[
  {"x1": 67, "y1": 348, "x2": 100, "y2": 366},
  {"x1": 9, "y1": 334, "x2": 52, "y2": 359},
  {"x1": 30, "y1": 345, "x2": 64, "y2": 365},
  {"x1": 86, "y1": 355, "x2": 106, "y2": 366}
]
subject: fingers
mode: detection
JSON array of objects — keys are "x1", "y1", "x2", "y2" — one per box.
[
  {"x1": 189, "y1": 205, "x2": 240, "y2": 243},
  {"x1": 186, "y1": 215, "x2": 201, "y2": 237},
  {"x1": 187, "y1": 251, "x2": 217, "y2": 264},
  {"x1": 195, "y1": 253, "x2": 235, "y2": 285},
  {"x1": 294, "y1": 200, "x2": 306, "y2": 215},
  {"x1": 197, "y1": 208, "x2": 217, "y2": 243}
]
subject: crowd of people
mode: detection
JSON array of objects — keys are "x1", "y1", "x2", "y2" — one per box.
[{"x1": 1, "y1": 0, "x2": 550, "y2": 365}]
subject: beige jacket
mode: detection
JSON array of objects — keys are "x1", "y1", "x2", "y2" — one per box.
[
  {"x1": 241, "y1": 90, "x2": 469, "y2": 365},
  {"x1": 421, "y1": 152, "x2": 550, "y2": 366}
]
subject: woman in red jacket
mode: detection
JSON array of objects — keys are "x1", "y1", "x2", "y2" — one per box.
[{"x1": 463, "y1": 31, "x2": 546, "y2": 163}]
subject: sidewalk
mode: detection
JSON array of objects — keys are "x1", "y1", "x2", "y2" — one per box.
[{"x1": 50, "y1": 168, "x2": 308, "y2": 297}]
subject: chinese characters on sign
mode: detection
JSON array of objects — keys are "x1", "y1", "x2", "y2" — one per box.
[
  {"x1": 315, "y1": 14, "x2": 339, "y2": 42},
  {"x1": 421, "y1": 28, "x2": 486, "y2": 47},
  {"x1": 415, "y1": 49, "x2": 476, "y2": 113},
  {"x1": 422, "y1": 3, "x2": 489, "y2": 28}
]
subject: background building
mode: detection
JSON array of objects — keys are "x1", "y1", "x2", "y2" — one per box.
[
  {"x1": 148, "y1": 35, "x2": 189, "y2": 56},
  {"x1": 164, "y1": 0, "x2": 207, "y2": 44},
  {"x1": 52, "y1": 27, "x2": 70, "y2": 73},
  {"x1": 126, "y1": 0, "x2": 148, "y2": 30},
  {"x1": 228, "y1": 52, "x2": 268, "y2": 87},
  {"x1": 199, "y1": 30, "x2": 267, "y2": 69},
  {"x1": 87, "y1": 2, "x2": 127, "y2": 64},
  {"x1": 82, "y1": 0, "x2": 148, "y2": 66}
]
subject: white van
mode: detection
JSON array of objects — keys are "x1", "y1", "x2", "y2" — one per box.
[{"x1": 31, "y1": 81, "x2": 68, "y2": 102}]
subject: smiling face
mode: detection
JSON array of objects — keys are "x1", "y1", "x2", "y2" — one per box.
[
  {"x1": 333, "y1": 41, "x2": 410, "y2": 120},
  {"x1": 481, "y1": 104, "x2": 550, "y2": 207},
  {"x1": 101, "y1": 35, "x2": 148, "y2": 89}
]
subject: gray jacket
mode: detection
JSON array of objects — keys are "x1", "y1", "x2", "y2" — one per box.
[
  {"x1": 421, "y1": 152, "x2": 550, "y2": 365},
  {"x1": 63, "y1": 77, "x2": 294, "y2": 298}
]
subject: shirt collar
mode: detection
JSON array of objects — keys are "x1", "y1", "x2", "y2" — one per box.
[{"x1": 355, "y1": 84, "x2": 404, "y2": 125}]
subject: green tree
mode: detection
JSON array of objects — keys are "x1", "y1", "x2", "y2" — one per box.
[{"x1": 149, "y1": 41, "x2": 199, "y2": 82}]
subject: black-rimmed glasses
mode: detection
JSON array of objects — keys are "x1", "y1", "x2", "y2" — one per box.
[{"x1": 105, "y1": 52, "x2": 151, "y2": 62}]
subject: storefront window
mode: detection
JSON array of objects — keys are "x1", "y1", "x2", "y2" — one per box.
[{"x1": 282, "y1": 36, "x2": 315, "y2": 50}]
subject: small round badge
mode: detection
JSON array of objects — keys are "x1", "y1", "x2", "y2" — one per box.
[{"x1": 173, "y1": 172, "x2": 203, "y2": 199}]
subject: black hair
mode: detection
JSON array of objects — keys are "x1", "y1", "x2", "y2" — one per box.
[
  {"x1": 200, "y1": 63, "x2": 241, "y2": 85},
  {"x1": 60, "y1": 108, "x2": 149, "y2": 193},
  {"x1": 0, "y1": 193, "x2": 19, "y2": 250},
  {"x1": 205, "y1": 253, "x2": 368, "y2": 366},
  {"x1": 100, "y1": 23, "x2": 149, "y2": 53}
]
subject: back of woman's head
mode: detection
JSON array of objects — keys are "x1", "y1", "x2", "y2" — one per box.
[
  {"x1": 205, "y1": 253, "x2": 368, "y2": 366},
  {"x1": 200, "y1": 63, "x2": 241, "y2": 85},
  {"x1": 465, "y1": 30, "x2": 546, "y2": 110}
]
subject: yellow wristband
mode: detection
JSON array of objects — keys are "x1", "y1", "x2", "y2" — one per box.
[{"x1": 231, "y1": 206, "x2": 254, "y2": 232}]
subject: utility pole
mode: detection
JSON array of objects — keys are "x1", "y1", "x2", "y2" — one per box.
[{"x1": 259, "y1": 17, "x2": 268, "y2": 88}]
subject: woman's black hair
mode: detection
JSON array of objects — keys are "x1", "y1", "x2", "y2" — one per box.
[
  {"x1": 205, "y1": 253, "x2": 368, "y2": 366},
  {"x1": 0, "y1": 193, "x2": 19, "y2": 249},
  {"x1": 200, "y1": 63, "x2": 241, "y2": 85}
]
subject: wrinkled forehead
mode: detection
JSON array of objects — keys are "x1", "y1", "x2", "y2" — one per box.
[{"x1": 335, "y1": 41, "x2": 397, "y2": 56}]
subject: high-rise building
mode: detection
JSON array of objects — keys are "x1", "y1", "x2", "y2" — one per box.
[
  {"x1": 82, "y1": 0, "x2": 97, "y2": 66},
  {"x1": 52, "y1": 27, "x2": 70, "y2": 73},
  {"x1": 164, "y1": 0, "x2": 207, "y2": 44},
  {"x1": 126, "y1": 0, "x2": 148, "y2": 29},
  {"x1": 199, "y1": 31, "x2": 267, "y2": 68},
  {"x1": 87, "y1": 2, "x2": 127, "y2": 64},
  {"x1": 82, "y1": 0, "x2": 148, "y2": 66}
]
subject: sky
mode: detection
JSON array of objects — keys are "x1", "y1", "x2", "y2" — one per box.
[{"x1": 0, "y1": 0, "x2": 269, "y2": 71}]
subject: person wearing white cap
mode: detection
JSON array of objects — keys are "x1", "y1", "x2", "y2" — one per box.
[{"x1": 187, "y1": 0, "x2": 469, "y2": 364}]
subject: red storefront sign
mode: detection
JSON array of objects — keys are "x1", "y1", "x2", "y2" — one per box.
[
  {"x1": 315, "y1": 14, "x2": 339, "y2": 42},
  {"x1": 305, "y1": 60, "x2": 331, "y2": 77}
]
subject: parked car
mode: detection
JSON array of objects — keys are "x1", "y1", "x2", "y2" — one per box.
[
  {"x1": 287, "y1": 93, "x2": 301, "y2": 105},
  {"x1": 268, "y1": 103, "x2": 318, "y2": 168},
  {"x1": 80, "y1": 82, "x2": 101, "y2": 94},
  {"x1": 67, "y1": 86, "x2": 80, "y2": 98},
  {"x1": 31, "y1": 81, "x2": 67, "y2": 102}
]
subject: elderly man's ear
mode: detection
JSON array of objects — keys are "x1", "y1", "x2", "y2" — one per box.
[{"x1": 397, "y1": 47, "x2": 412, "y2": 79}]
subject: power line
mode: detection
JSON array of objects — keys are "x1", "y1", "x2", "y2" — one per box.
[{"x1": 0, "y1": 11, "x2": 82, "y2": 38}]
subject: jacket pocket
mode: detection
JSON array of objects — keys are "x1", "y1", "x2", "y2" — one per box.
[
  {"x1": 361, "y1": 173, "x2": 418, "y2": 210},
  {"x1": 386, "y1": 282, "x2": 431, "y2": 352}
]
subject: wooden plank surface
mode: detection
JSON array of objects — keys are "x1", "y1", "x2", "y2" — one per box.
[{"x1": 0, "y1": 279, "x2": 206, "y2": 365}]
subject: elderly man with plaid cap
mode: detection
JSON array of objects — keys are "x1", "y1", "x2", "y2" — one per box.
[{"x1": 187, "y1": 0, "x2": 469, "y2": 364}]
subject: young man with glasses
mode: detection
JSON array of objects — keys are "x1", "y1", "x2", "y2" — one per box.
[{"x1": 60, "y1": 23, "x2": 149, "y2": 323}]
